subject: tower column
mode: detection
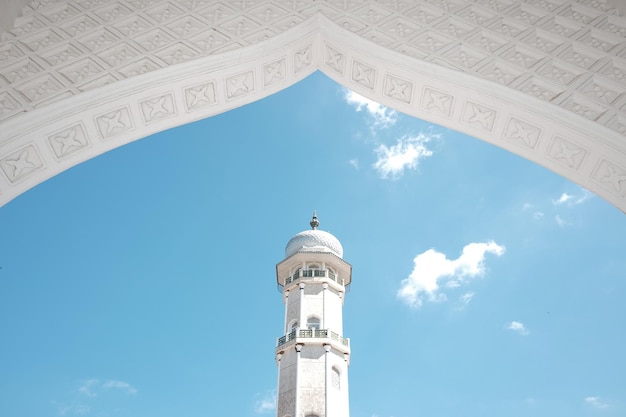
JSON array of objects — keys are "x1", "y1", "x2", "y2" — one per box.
[
  {"x1": 284, "y1": 290, "x2": 290, "y2": 332},
  {"x1": 322, "y1": 283, "x2": 328, "y2": 329},
  {"x1": 298, "y1": 282, "x2": 305, "y2": 330},
  {"x1": 275, "y1": 352, "x2": 283, "y2": 417},
  {"x1": 324, "y1": 344, "x2": 331, "y2": 417},
  {"x1": 294, "y1": 343, "x2": 303, "y2": 417}
]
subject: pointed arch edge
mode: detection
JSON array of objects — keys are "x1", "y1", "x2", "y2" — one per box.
[{"x1": 0, "y1": 14, "x2": 624, "y2": 212}]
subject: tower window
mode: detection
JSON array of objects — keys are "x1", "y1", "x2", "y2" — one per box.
[
  {"x1": 327, "y1": 267, "x2": 336, "y2": 280},
  {"x1": 331, "y1": 367, "x2": 340, "y2": 389},
  {"x1": 288, "y1": 320, "x2": 298, "y2": 333},
  {"x1": 307, "y1": 316, "x2": 320, "y2": 330}
]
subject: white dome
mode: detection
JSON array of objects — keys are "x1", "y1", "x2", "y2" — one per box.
[{"x1": 285, "y1": 229, "x2": 343, "y2": 258}]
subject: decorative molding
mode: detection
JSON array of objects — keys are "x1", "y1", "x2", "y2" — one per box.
[
  {"x1": 503, "y1": 116, "x2": 542, "y2": 150},
  {"x1": 463, "y1": 101, "x2": 497, "y2": 132},
  {"x1": 351, "y1": 59, "x2": 376, "y2": 91},
  {"x1": 547, "y1": 135, "x2": 588, "y2": 171},
  {"x1": 0, "y1": 145, "x2": 44, "y2": 183},
  {"x1": 48, "y1": 123, "x2": 89, "y2": 159},
  {"x1": 264, "y1": 58, "x2": 286, "y2": 87},
  {"x1": 325, "y1": 43, "x2": 345, "y2": 75},
  {"x1": 96, "y1": 106, "x2": 134, "y2": 140},
  {"x1": 0, "y1": 2, "x2": 624, "y2": 212},
  {"x1": 593, "y1": 159, "x2": 626, "y2": 198},
  {"x1": 140, "y1": 92, "x2": 177, "y2": 123},
  {"x1": 184, "y1": 81, "x2": 217, "y2": 111},
  {"x1": 294, "y1": 44, "x2": 312, "y2": 74},
  {"x1": 421, "y1": 87, "x2": 454, "y2": 118},
  {"x1": 225, "y1": 70, "x2": 255, "y2": 100},
  {"x1": 383, "y1": 73, "x2": 413, "y2": 104}
]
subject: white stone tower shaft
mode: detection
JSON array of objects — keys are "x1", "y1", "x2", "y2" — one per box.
[{"x1": 275, "y1": 214, "x2": 352, "y2": 417}]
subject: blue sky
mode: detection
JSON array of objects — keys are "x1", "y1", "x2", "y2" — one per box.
[{"x1": 1, "y1": 71, "x2": 625, "y2": 417}]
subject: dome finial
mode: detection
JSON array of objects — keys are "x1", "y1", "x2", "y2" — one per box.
[{"x1": 310, "y1": 210, "x2": 319, "y2": 230}]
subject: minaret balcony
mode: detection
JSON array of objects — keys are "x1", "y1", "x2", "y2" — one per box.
[
  {"x1": 276, "y1": 328, "x2": 351, "y2": 354},
  {"x1": 283, "y1": 269, "x2": 344, "y2": 287},
  {"x1": 276, "y1": 251, "x2": 352, "y2": 287}
]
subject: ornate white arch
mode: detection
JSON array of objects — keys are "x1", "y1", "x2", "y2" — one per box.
[{"x1": 1, "y1": 0, "x2": 625, "y2": 211}]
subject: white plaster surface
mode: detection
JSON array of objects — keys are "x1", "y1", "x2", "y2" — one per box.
[
  {"x1": 286, "y1": 229, "x2": 344, "y2": 258},
  {"x1": 0, "y1": 0, "x2": 625, "y2": 211},
  {"x1": 276, "y1": 239, "x2": 351, "y2": 417},
  {"x1": 0, "y1": 0, "x2": 30, "y2": 34}
]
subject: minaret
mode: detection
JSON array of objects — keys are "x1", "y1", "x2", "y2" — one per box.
[{"x1": 275, "y1": 212, "x2": 352, "y2": 417}]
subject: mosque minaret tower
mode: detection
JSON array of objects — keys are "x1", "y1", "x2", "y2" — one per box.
[{"x1": 275, "y1": 212, "x2": 352, "y2": 417}]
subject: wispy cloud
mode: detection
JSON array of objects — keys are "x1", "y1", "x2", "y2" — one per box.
[
  {"x1": 524, "y1": 188, "x2": 592, "y2": 226},
  {"x1": 555, "y1": 214, "x2": 570, "y2": 228},
  {"x1": 553, "y1": 192, "x2": 573, "y2": 205},
  {"x1": 348, "y1": 159, "x2": 359, "y2": 170},
  {"x1": 552, "y1": 189, "x2": 591, "y2": 206},
  {"x1": 78, "y1": 379, "x2": 98, "y2": 398},
  {"x1": 344, "y1": 89, "x2": 397, "y2": 130},
  {"x1": 551, "y1": 189, "x2": 591, "y2": 227},
  {"x1": 254, "y1": 389, "x2": 276, "y2": 414},
  {"x1": 456, "y1": 292, "x2": 475, "y2": 310},
  {"x1": 102, "y1": 380, "x2": 138, "y2": 395},
  {"x1": 57, "y1": 379, "x2": 137, "y2": 417},
  {"x1": 373, "y1": 134, "x2": 434, "y2": 180},
  {"x1": 585, "y1": 396, "x2": 609, "y2": 409},
  {"x1": 57, "y1": 404, "x2": 91, "y2": 416},
  {"x1": 78, "y1": 379, "x2": 137, "y2": 397},
  {"x1": 397, "y1": 241, "x2": 505, "y2": 308},
  {"x1": 507, "y1": 321, "x2": 529, "y2": 336},
  {"x1": 523, "y1": 202, "x2": 544, "y2": 220}
]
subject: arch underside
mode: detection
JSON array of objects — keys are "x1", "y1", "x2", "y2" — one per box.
[{"x1": 0, "y1": 1, "x2": 625, "y2": 211}]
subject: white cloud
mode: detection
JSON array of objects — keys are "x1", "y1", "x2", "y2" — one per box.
[
  {"x1": 553, "y1": 192, "x2": 573, "y2": 205},
  {"x1": 344, "y1": 89, "x2": 397, "y2": 129},
  {"x1": 454, "y1": 292, "x2": 475, "y2": 311},
  {"x1": 585, "y1": 396, "x2": 609, "y2": 409},
  {"x1": 524, "y1": 203, "x2": 544, "y2": 219},
  {"x1": 459, "y1": 292, "x2": 474, "y2": 306},
  {"x1": 254, "y1": 389, "x2": 276, "y2": 414},
  {"x1": 508, "y1": 321, "x2": 529, "y2": 336},
  {"x1": 78, "y1": 379, "x2": 137, "y2": 397},
  {"x1": 555, "y1": 214, "x2": 570, "y2": 227},
  {"x1": 553, "y1": 189, "x2": 592, "y2": 206},
  {"x1": 397, "y1": 241, "x2": 505, "y2": 308},
  {"x1": 58, "y1": 404, "x2": 91, "y2": 416},
  {"x1": 78, "y1": 379, "x2": 98, "y2": 397},
  {"x1": 373, "y1": 134, "x2": 434, "y2": 180},
  {"x1": 102, "y1": 380, "x2": 138, "y2": 395},
  {"x1": 525, "y1": 188, "x2": 592, "y2": 225},
  {"x1": 348, "y1": 159, "x2": 359, "y2": 170}
]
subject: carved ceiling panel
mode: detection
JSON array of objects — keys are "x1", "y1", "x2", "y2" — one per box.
[{"x1": 0, "y1": 0, "x2": 624, "y2": 211}]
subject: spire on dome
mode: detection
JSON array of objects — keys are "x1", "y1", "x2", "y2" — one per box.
[
  {"x1": 285, "y1": 212, "x2": 343, "y2": 258},
  {"x1": 310, "y1": 210, "x2": 320, "y2": 230}
]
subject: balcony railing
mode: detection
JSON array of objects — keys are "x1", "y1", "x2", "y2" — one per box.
[
  {"x1": 283, "y1": 269, "x2": 343, "y2": 286},
  {"x1": 276, "y1": 328, "x2": 350, "y2": 348}
]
